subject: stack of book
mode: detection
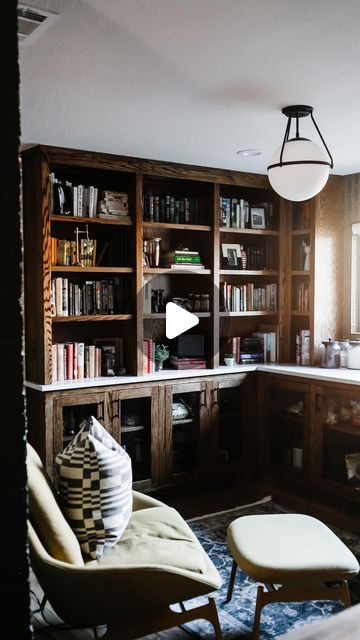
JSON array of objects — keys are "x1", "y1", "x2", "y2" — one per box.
[
  {"x1": 51, "y1": 277, "x2": 117, "y2": 317},
  {"x1": 252, "y1": 330, "x2": 278, "y2": 363},
  {"x1": 97, "y1": 191, "x2": 130, "y2": 220},
  {"x1": 143, "y1": 193, "x2": 199, "y2": 224},
  {"x1": 162, "y1": 248, "x2": 205, "y2": 270},
  {"x1": 221, "y1": 282, "x2": 278, "y2": 312},
  {"x1": 170, "y1": 356, "x2": 206, "y2": 370},
  {"x1": 50, "y1": 173, "x2": 99, "y2": 217}
]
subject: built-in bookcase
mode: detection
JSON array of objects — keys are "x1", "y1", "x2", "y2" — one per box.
[{"x1": 22, "y1": 145, "x2": 299, "y2": 385}]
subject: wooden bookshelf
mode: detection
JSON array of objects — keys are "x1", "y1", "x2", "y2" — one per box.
[{"x1": 22, "y1": 144, "x2": 286, "y2": 384}]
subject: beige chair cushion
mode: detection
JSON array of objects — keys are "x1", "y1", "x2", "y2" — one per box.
[
  {"x1": 27, "y1": 443, "x2": 84, "y2": 566},
  {"x1": 86, "y1": 505, "x2": 207, "y2": 574},
  {"x1": 227, "y1": 513, "x2": 359, "y2": 584}
]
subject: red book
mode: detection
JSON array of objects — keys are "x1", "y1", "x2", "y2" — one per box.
[{"x1": 66, "y1": 343, "x2": 73, "y2": 380}]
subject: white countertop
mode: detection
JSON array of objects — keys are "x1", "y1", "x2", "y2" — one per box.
[{"x1": 24, "y1": 362, "x2": 360, "y2": 392}]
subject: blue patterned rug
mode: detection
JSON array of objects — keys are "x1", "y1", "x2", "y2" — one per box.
[{"x1": 180, "y1": 497, "x2": 360, "y2": 639}]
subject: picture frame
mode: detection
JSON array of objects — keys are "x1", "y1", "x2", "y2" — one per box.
[
  {"x1": 250, "y1": 206, "x2": 266, "y2": 229},
  {"x1": 221, "y1": 243, "x2": 241, "y2": 268},
  {"x1": 93, "y1": 337, "x2": 124, "y2": 376}
]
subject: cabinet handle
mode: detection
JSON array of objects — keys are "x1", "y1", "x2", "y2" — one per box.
[
  {"x1": 97, "y1": 400, "x2": 105, "y2": 421},
  {"x1": 212, "y1": 387, "x2": 219, "y2": 406},
  {"x1": 316, "y1": 394, "x2": 322, "y2": 412},
  {"x1": 112, "y1": 398, "x2": 120, "y2": 420},
  {"x1": 200, "y1": 388, "x2": 207, "y2": 408}
]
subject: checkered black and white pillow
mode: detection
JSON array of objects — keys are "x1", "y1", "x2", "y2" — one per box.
[{"x1": 55, "y1": 416, "x2": 133, "y2": 559}]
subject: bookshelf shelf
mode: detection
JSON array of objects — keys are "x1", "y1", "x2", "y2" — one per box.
[
  {"x1": 51, "y1": 266, "x2": 134, "y2": 273},
  {"x1": 50, "y1": 215, "x2": 133, "y2": 226},
  {"x1": 52, "y1": 314, "x2": 133, "y2": 322},
  {"x1": 143, "y1": 221, "x2": 211, "y2": 232},
  {"x1": 143, "y1": 268, "x2": 211, "y2": 275},
  {"x1": 219, "y1": 270, "x2": 278, "y2": 276},
  {"x1": 292, "y1": 228, "x2": 311, "y2": 236},
  {"x1": 219, "y1": 311, "x2": 278, "y2": 317},
  {"x1": 220, "y1": 228, "x2": 279, "y2": 236},
  {"x1": 291, "y1": 311, "x2": 309, "y2": 317},
  {"x1": 143, "y1": 312, "x2": 211, "y2": 319},
  {"x1": 291, "y1": 270, "x2": 310, "y2": 276}
]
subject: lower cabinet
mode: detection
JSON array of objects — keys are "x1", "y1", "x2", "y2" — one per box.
[
  {"x1": 258, "y1": 375, "x2": 311, "y2": 484},
  {"x1": 26, "y1": 373, "x2": 250, "y2": 491},
  {"x1": 314, "y1": 383, "x2": 360, "y2": 502}
]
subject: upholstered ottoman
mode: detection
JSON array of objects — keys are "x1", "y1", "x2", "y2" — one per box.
[{"x1": 226, "y1": 514, "x2": 359, "y2": 640}]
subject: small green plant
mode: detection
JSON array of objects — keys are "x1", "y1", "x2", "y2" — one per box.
[
  {"x1": 224, "y1": 353, "x2": 235, "y2": 359},
  {"x1": 155, "y1": 344, "x2": 170, "y2": 362}
]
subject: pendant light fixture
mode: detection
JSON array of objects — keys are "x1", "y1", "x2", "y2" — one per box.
[{"x1": 267, "y1": 105, "x2": 333, "y2": 202}]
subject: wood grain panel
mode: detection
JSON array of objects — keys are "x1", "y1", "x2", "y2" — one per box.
[
  {"x1": 278, "y1": 198, "x2": 292, "y2": 362},
  {"x1": 22, "y1": 144, "x2": 270, "y2": 188},
  {"x1": 135, "y1": 173, "x2": 144, "y2": 375},
  {"x1": 212, "y1": 184, "x2": 220, "y2": 368},
  {"x1": 164, "y1": 385, "x2": 174, "y2": 483},
  {"x1": 313, "y1": 175, "x2": 345, "y2": 361}
]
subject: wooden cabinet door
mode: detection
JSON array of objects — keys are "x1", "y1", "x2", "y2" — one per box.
[
  {"x1": 53, "y1": 390, "x2": 109, "y2": 475},
  {"x1": 110, "y1": 386, "x2": 159, "y2": 490},
  {"x1": 259, "y1": 375, "x2": 311, "y2": 483},
  {"x1": 163, "y1": 379, "x2": 210, "y2": 484},
  {"x1": 313, "y1": 384, "x2": 360, "y2": 502}
]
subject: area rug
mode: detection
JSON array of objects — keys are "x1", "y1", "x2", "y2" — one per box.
[{"x1": 180, "y1": 496, "x2": 360, "y2": 639}]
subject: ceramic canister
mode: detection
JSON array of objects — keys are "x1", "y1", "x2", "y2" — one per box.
[{"x1": 347, "y1": 341, "x2": 360, "y2": 369}]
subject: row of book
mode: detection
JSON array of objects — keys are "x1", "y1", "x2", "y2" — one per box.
[
  {"x1": 221, "y1": 282, "x2": 278, "y2": 312},
  {"x1": 220, "y1": 198, "x2": 275, "y2": 229},
  {"x1": 50, "y1": 173, "x2": 130, "y2": 220},
  {"x1": 295, "y1": 329, "x2": 310, "y2": 365},
  {"x1": 223, "y1": 329, "x2": 278, "y2": 364},
  {"x1": 52, "y1": 342, "x2": 102, "y2": 382},
  {"x1": 143, "y1": 193, "x2": 200, "y2": 224},
  {"x1": 51, "y1": 277, "x2": 117, "y2": 317},
  {"x1": 235, "y1": 244, "x2": 277, "y2": 271},
  {"x1": 50, "y1": 237, "x2": 96, "y2": 267},
  {"x1": 293, "y1": 282, "x2": 310, "y2": 312}
]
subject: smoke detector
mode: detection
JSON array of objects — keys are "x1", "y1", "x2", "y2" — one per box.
[{"x1": 17, "y1": 4, "x2": 59, "y2": 46}]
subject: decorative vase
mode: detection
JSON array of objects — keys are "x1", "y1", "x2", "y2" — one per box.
[
  {"x1": 224, "y1": 357, "x2": 235, "y2": 366},
  {"x1": 155, "y1": 361, "x2": 163, "y2": 371}
]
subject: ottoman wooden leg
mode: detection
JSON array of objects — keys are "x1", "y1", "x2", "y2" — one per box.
[
  {"x1": 253, "y1": 585, "x2": 264, "y2": 640},
  {"x1": 226, "y1": 559, "x2": 238, "y2": 602}
]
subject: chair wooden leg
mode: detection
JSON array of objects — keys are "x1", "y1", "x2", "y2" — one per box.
[
  {"x1": 208, "y1": 596, "x2": 223, "y2": 640},
  {"x1": 338, "y1": 581, "x2": 351, "y2": 608},
  {"x1": 253, "y1": 585, "x2": 264, "y2": 640},
  {"x1": 226, "y1": 559, "x2": 238, "y2": 602}
]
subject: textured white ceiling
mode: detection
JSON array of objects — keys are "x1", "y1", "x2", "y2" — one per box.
[{"x1": 19, "y1": 0, "x2": 360, "y2": 175}]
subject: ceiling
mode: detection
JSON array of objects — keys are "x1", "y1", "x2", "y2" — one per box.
[{"x1": 19, "y1": 0, "x2": 360, "y2": 175}]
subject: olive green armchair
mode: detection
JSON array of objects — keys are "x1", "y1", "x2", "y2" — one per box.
[{"x1": 27, "y1": 443, "x2": 222, "y2": 639}]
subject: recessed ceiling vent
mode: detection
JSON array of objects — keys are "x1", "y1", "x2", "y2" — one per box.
[{"x1": 18, "y1": 4, "x2": 59, "y2": 46}]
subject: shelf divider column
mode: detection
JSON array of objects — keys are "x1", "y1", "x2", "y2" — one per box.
[
  {"x1": 135, "y1": 173, "x2": 144, "y2": 375},
  {"x1": 211, "y1": 183, "x2": 220, "y2": 369}
]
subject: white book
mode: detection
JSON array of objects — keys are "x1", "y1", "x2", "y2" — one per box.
[
  {"x1": 62, "y1": 277, "x2": 68, "y2": 316},
  {"x1": 88, "y1": 186, "x2": 95, "y2": 217},
  {"x1": 89, "y1": 345, "x2": 95, "y2": 378},
  {"x1": 56, "y1": 343, "x2": 64, "y2": 381},
  {"x1": 51, "y1": 344, "x2": 57, "y2": 383},
  {"x1": 72, "y1": 186, "x2": 78, "y2": 216},
  {"x1": 77, "y1": 342, "x2": 85, "y2": 379},
  {"x1": 55, "y1": 277, "x2": 63, "y2": 316},
  {"x1": 77, "y1": 185, "x2": 84, "y2": 217}
]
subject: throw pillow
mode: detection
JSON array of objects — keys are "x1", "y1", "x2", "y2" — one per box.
[{"x1": 55, "y1": 416, "x2": 133, "y2": 559}]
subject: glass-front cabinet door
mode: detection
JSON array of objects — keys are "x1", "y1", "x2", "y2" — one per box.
[
  {"x1": 111, "y1": 386, "x2": 159, "y2": 490},
  {"x1": 262, "y1": 377, "x2": 311, "y2": 482},
  {"x1": 53, "y1": 391, "x2": 108, "y2": 473},
  {"x1": 163, "y1": 380, "x2": 210, "y2": 483},
  {"x1": 214, "y1": 375, "x2": 247, "y2": 466},
  {"x1": 314, "y1": 384, "x2": 360, "y2": 501}
]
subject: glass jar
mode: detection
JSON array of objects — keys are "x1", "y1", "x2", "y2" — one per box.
[
  {"x1": 201, "y1": 294, "x2": 210, "y2": 311},
  {"x1": 193, "y1": 294, "x2": 201, "y2": 311},
  {"x1": 188, "y1": 293, "x2": 194, "y2": 311},
  {"x1": 320, "y1": 339, "x2": 340, "y2": 368},
  {"x1": 347, "y1": 340, "x2": 360, "y2": 369},
  {"x1": 338, "y1": 339, "x2": 350, "y2": 367}
]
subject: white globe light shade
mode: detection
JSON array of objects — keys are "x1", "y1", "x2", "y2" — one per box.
[{"x1": 267, "y1": 139, "x2": 330, "y2": 202}]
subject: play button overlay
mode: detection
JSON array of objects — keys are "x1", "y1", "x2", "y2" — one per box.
[{"x1": 165, "y1": 302, "x2": 199, "y2": 339}]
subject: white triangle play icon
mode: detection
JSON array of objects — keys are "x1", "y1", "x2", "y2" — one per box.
[{"x1": 166, "y1": 302, "x2": 199, "y2": 339}]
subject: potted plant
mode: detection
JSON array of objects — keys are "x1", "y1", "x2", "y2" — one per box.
[
  {"x1": 154, "y1": 344, "x2": 170, "y2": 371},
  {"x1": 224, "y1": 353, "x2": 235, "y2": 366}
]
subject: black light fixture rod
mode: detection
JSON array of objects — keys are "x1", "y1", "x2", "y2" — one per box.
[
  {"x1": 296, "y1": 117, "x2": 299, "y2": 139},
  {"x1": 279, "y1": 117, "x2": 291, "y2": 166},
  {"x1": 310, "y1": 112, "x2": 334, "y2": 169}
]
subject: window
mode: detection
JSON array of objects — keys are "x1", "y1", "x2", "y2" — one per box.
[{"x1": 351, "y1": 223, "x2": 360, "y2": 333}]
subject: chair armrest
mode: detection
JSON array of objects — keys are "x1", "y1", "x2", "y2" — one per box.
[{"x1": 132, "y1": 490, "x2": 167, "y2": 511}]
